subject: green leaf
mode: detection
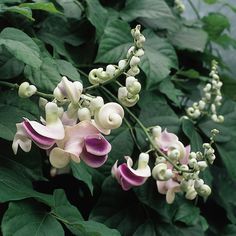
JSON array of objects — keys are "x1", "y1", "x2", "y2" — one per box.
[
  {"x1": 141, "y1": 29, "x2": 178, "y2": 87},
  {"x1": 51, "y1": 190, "x2": 120, "y2": 236},
  {"x1": 56, "y1": 59, "x2": 81, "y2": 82},
  {"x1": 19, "y1": 2, "x2": 61, "y2": 14},
  {"x1": 56, "y1": 0, "x2": 82, "y2": 19},
  {"x1": 0, "y1": 57, "x2": 24, "y2": 80},
  {"x1": 169, "y1": 27, "x2": 208, "y2": 52},
  {"x1": 177, "y1": 69, "x2": 200, "y2": 79},
  {"x1": 0, "y1": 90, "x2": 39, "y2": 140},
  {"x1": 120, "y1": 0, "x2": 175, "y2": 22},
  {"x1": 222, "y1": 224, "x2": 236, "y2": 236},
  {"x1": 90, "y1": 177, "x2": 145, "y2": 236},
  {"x1": 1, "y1": 6, "x2": 34, "y2": 21},
  {"x1": 71, "y1": 161, "x2": 94, "y2": 194},
  {"x1": 0, "y1": 27, "x2": 42, "y2": 68},
  {"x1": 138, "y1": 91, "x2": 180, "y2": 131},
  {"x1": 182, "y1": 119, "x2": 203, "y2": 151},
  {"x1": 203, "y1": 0, "x2": 218, "y2": 3},
  {"x1": 85, "y1": 0, "x2": 108, "y2": 38},
  {"x1": 158, "y1": 77, "x2": 183, "y2": 106},
  {"x1": 222, "y1": 76, "x2": 236, "y2": 100},
  {"x1": 95, "y1": 20, "x2": 132, "y2": 63},
  {"x1": 202, "y1": 12, "x2": 230, "y2": 40},
  {"x1": 133, "y1": 220, "x2": 205, "y2": 236},
  {"x1": 2, "y1": 200, "x2": 64, "y2": 236},
  {"x1": 24, "y1": 57, "x2": 61, "y2": 92}
]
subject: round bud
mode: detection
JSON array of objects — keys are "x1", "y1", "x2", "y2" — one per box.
[{"x1": 78, "y1": 107, "x2": 91, "y2": 121}]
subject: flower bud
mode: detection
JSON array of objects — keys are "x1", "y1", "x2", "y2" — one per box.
[
  {"x1": 196, "y1": 184, "x2": 211, "y2": 197},
  {"x1": 77, "y1": 107, "x2": 91, "y2": 121},
  {"x1": 198, "y1": 100, "x2": 206, "y2": 110},
  {"x1": 127, "y1": 66, "x2": 140, "y2": 76},
  {"x1": 152, "y1": 126, "x2": 162, "y2": 138},
  {"x1": 152, "y1": 163, "x2": 173, "y2": 181},
  {"x1": 155, "y1": 156, "x2": 166, "y2": 164},
  {"x1": 106, "y1": 65, "x2": 116, "y2": 77},
  {"x1": 118, "y1": 59, "x2": 127, "y2": 70},
  {"x1": 130, "y1": 56, "x2": 140, "y2": 67},
  {"x1": 18, "y1": 82, "x2": 37, "y2": 98},
  {"x1": 127, "y1": 46, "x2": 135, "y2": 58},
  {"x1": 197, "y1": 161, "x2": 208, "y2": 171},
  {"x1": 90, "y1": 96, "x2": 104, "y2": 112},
  {"x1": 168, "y1": 149, "x2": 180, "y2": 161},
  {"x1": 138, "y1": 153, "x2": 149, "y2": 169},
  {"x1": 118, "y1": 87, "x2": 139, "y2": 107},
  {"x1": 135, "y1": 48, "x2": 145, "y2": 57},
  {"x1": 185, "y1": 186, "x2": 197, "y2": 200}
]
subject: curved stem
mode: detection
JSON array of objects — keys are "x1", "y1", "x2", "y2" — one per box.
[
  {"x1": 187, "y1": 0, "x2": 201, "y2": 20},
  {"x1": 0, "y1": 81, "x2": 54, "y2": 99},
  {"x1": 83, "y1": 53, "x2": 133, "y2": 92},
  {"x1": 101, "y1": 86, "x2": 193, "y2": 173}
]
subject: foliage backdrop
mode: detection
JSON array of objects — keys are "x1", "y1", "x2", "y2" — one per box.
[{"x1": 0, "y1": 0, "x2": 236, "y2": 235}]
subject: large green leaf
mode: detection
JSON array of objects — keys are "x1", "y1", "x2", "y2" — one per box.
[
  {"x1": 140, "y1": 29, "x2": 178, "y2": 88},
  {"x1": 90, "y1": 177, "x2": 146, "y2": 236},
  {"x1": 0, "y1": 27, "x2": 42, "y2": 68},
  {"x1": 120, "y1": 0, "x2": 175, "y2": 22},
  {"x1": 0, "y1": 6, "x2": 34, "y2": 21},
  {"x1": 85, "y1": 0, "x2": 108, "y2": 38},
  {"x1": 2, "y1": 200, "x2": 64, "y2": 236},
  {"x1": 202, "y1": 12, "x2": 230, "y2": 40},
  {"x1": 182, "y1": 119, "x2": 203, "y2": 151},
  {"x1": 0, "y1": 90, "x2": 39, "y2": 140},
  {"x1": 19, "y1": 2, "x2": 61, "y2": 14},
  {"x1": 95, "y1": 20, "x2": 132, "y2": 63},
  {"x1": 169, "y1": 27, "x2": 208, "y2": 52}
]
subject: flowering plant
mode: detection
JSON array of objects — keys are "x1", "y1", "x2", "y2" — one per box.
[{"x1": 0, "y1": 0, "x2": 236, "y2": 235}]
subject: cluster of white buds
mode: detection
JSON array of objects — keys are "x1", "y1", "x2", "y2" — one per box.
[
  {"x1": 88, "y1": 65, "x2": 118, "y2": 85},
  {"x1": 18, "y1": 82, "x2": 37, "y2": 98},
  {"x1": 52, "y1": 76, "x2": 125, "y2": 135},
  {"x1": 186, "y1": 60, "x2": 224, "y2": 123},
  {"x1": 150, "y1": 127, "x2": 218, "y2": 203},
  {"x1": 174, "y1": 0, "x2": 185, "y2": 14},
  {"x1": 118, "y1": 25, "x2": 145, "y2": 107}
]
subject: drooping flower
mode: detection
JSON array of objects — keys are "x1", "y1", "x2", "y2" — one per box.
[
  {"x1": 156, "y1": 178, "x2": 181, "y2": 204},
  {"x1": 49, "y1": 121, "x2": 111, "y2": 168},
  {"x1": 12, "y1": 102, "x2": 65, "y2": 154},
  {"x1": 112, "y1": 153, "x2": 151, "y2": 191}
]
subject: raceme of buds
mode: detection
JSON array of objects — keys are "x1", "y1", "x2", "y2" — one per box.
[
  {"x1": 112, "y1": 153, "x2": 151, "y2": 191},
  {"x1": 18, "y1": 82, "x2": 37, "y2": 98},
  {"x1": 54, "y1": 76, "x2": 83, "y2": 104},
  {"x1": 186, "y1": 60, "x2": 224, "y2": 123}
]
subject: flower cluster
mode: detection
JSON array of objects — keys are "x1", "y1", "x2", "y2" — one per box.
[
  {"x1": 118, "y1": 25, "x2": 144, "y2": 107},
  {"x1": 186, "y1": 60, "x2": 224, "y2": 123},
  {"x1": 112, "y1": 126, "x2": 218, "y2": 204},
  {"x1": 13, "y1": 76, "x2": 124, "y2": 169}
]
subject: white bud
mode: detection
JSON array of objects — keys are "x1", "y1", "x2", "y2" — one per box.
[
  {"x1": 198, "y1": 100, "x2": 206, "y2": 110},
  {"x1": 188, "y1": 158, "x2": 198, "y2": 169},
  {"x1": 197, "y1": 161, "x2": 208, "y2": 171},
  {"x1": 90, "y1": 96, "x2": 104, "y2": 111},
  {"x1": 18, "y1": 82, "x2": 37, "y2": 98},
  {"x1": 212, "y1": 74, "x2": 219, "y2": 80},
  {"x1": 130, "y1": 56, "x2": 140, "y2": 67},
  {"x1": 152, "y1": 163, "x2": 173, "y2": 181},
  {"x1": 135, "y1": 48, "x2": 145, "y2": 57},
  {"x1": 205, "y1": 93, "x2": 211, "y2": 100},
  {"x1": 118, "y1": 87, "x2": 139, "y2": 107},
  {"x1": 168, "y1": 149, "x2": 180, "y2": 161},
  {"x1": 106, "y1": 65, "x2": 116, "y2": 77},
  {"x1": 77, "y1": 107, "x2": 91, "y2": 121},
  {"x1": 194, "y1": 179, "x2": 204, "y2": 189},
  {"x1": 118, "y1": 59, "x2": 127, "y2": 70},
  {"x1": 127, "y1": 66, "x2": 140, "y2": 76},
  {"x1": 152, "y1": 126, "x2": 162, "y2": 138},
  {"x1": 185, "y1": 185, "x2": 197, "y2": 200},
  {"x1": 138, "y1": 153, "x2": 149, "y2": 169},
  {"x1": 203, "y1": 83, "x2": 211, "y2": 92},
  {"x1": 211, "y1": 104, "x2": 216, "y2": 113},
  {"x1": 196, "y1": 184, "x2": 211, "y2": 197},
  {"x1": 127, "y1": 46, "x2": 135, "y2": 58}
]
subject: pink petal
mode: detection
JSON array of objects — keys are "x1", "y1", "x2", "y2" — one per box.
[
  {"x1": 80, "y1": 147, "x2": 108, "y2": 168},
  {"x1": 180, "y1": 145, "x2": 191, "y2": 165},
  {"x1": 24, "y1": 118, "x2": 64, "y2": 140},
  {"x1": 84, "y1": 134, "x2": 111, "y2": 156},
  {"x1": 23, "y1": 121, "x2": 55, "y2": 149},
  {"x1": 156, "y1": 181, "x2": 168, "y2": 194},
  {"x1": 119, "y1": 164, "x2": 147, "y2": 186},
  {"x1": 155, "y1": 129, "x2": 178, "y2": 151}
]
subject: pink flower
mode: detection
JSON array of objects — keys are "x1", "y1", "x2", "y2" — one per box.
[
  {"x1": 156, "y1": 178, "x2": 181, "y2": 204},
  {"x1": 49, "y1": 121, "x2": 111, "y2": 168},
  {"x1": 12, "y1": 102, "x2": 64, "y2": 154},
  {"x1": 112, "y1": 153, "x2": 151, "y2": 191}
]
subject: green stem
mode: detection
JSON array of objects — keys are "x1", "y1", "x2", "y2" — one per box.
[
  {"x1": 187, "y1": 0, "x2": 201, "y2": 20},
  {"x1": 101, "y1": 86, "x2": 193, "y2": 173},
  {"x1": 0, "y1": 81, "x2": 54, "y2": 99},
  {"x1": 83, "y1": 53, "x2": 133, "y2": 92}
]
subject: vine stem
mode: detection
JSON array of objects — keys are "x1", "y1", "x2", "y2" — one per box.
[
  {"x1": 0, "y1": 81, "x2": 54, "y2": 99},
  {"x1": 83, "y1": 50, "x2": 134, "y2": 92},
  {"x1": 100, "y1": 86, "x2": 193, "y2": 173},
  {"x1": 187, "y1": 0, "x2": 201, "y2": 20}
]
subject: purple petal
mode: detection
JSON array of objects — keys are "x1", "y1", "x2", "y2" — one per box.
[
  {"x1": 80, "y1": 147, "x2": 108, "y2": 168},
  {"x1": 118, "y1": 164, "x2": 147, "y2": 187},
  {"x1": 84, "y1": 134, "x2": 111, "y2": 156},
  {"x1": 23, "y1": 121, "x2": 55, "y2": 149}
]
